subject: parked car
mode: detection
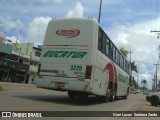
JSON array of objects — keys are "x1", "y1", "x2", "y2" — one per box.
[
  {"x1": 146, "y1": 91, "x2": 160, "y2": 106},
  {"x1": 130, "y1": 89, "x2": 140, "y2": 94}
]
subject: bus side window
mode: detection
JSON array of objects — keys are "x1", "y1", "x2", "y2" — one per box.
[
  {"x1": 109, "y1": 42, "x2": 113, "y2": 59},
  {"x1": 126, "y1": 61, "x2": 128, "y2": 72},
  {"x1": 122, "y1": 57, "x2": 124, "y2": 69},
  {"x1": 98, "y1": 29, "x2": 102, "y2": 51},
  {"x1": 113, "y1": 45, "x2": 116, "y2": 62},
  {"x1": 106, "y1": 38, "x2": 109, "y2": 56},
  {"x1": 127, "y1": 62, "x2": 129, "y2": 73},
  {"x1": 124, "y1": 59, "x2": 126, "y2": 70},
  {"x1": 115, "y1": 50, "x2": 119, "y2": 64},
  {"x1": 123, "y1": 59, "x2": 126, "y2": 70},
  {"x1": 102, "y1": 33, "x2": 106, "y2": 54},
  {"x1": 98, "y1": 28, "x2": 106, "y2": 54},
  {"x1": 120, "y1": 55, "x2": 123, "y2": 68}
]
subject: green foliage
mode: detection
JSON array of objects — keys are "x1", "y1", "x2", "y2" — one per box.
[
  {"x1": 131, "y1": 77, "x2": 140, "y2": 89},
  {"x1": 120, "y1": 47, "x2": 128, "y2": 58},
  {"x1": 142, "y1": 79, "x2": 147, "y2": 84},
  {"x1": 0, "y1": 86, "x2": 5, "y2": 91},
  {"x1": 141, "y1": 79, "x2": 147, "y2": 90},
  {"x1": 129, "y1": 61, "x2": 138, "y2": 73},
  {"x1": 139, "y1": 87, "x2": 148, "y2": 91}
]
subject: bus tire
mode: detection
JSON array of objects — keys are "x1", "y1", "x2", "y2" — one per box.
[
  {"x1": 68, "y1": 91, "x2": 76, "y2": 99},
  {"x1": 101, "y1": 87, "x2": 111, "y2": 103},
  {"x1": 77, "y1": 93, "x2": 88, "y2": 99},
  {"x1": 110, "y1": 85, "x2": 117, "y2": 102}
]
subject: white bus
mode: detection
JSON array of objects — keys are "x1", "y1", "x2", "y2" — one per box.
[{"x1": 36, "y1": 18, "x2": 131, "y2": 102}]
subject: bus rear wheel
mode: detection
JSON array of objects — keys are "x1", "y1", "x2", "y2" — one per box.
[
  {"x1": 101, "y1": 88, "x2": 111, "y2": 103},
  {"x1": 110, "y1": 85, "x2": 117, "y2": 102}
]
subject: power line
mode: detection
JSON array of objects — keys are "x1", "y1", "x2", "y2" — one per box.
[{"x1": 151, "y1": 30, "x2": 160, "y2": 39}]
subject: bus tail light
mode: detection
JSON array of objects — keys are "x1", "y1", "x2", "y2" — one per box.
[{"x1": 85, "y1": 66, "x2": 92, "y2": 79}]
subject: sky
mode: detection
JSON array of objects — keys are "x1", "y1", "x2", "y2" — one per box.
[{"x1": 0, "y1": 0, "x2": 160, "y2": 89}]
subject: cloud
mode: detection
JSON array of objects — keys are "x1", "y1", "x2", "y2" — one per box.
[
  {"x1": 0, "y1": 18, "x2": 24, "y2": 32},
  {"x1": 108, "y1": 18, "x2": 160, "y2": 63},
  {"x1": 53, "y1": 0, "x2": 62, "y2": 3},
  {"x1": 26, "y1": 16, "x2": 52, "y2": 45},
  {"x1": 65, "y1": 2, "x2": 83, "y2": 18}
]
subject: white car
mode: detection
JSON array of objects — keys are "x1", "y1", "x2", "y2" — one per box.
[
  {"x1": 130, "y1": 89, "x2": 140, "y2": 94},
  {"x1": 146, "y1": 91, "x2": 160, "y2": 106}
]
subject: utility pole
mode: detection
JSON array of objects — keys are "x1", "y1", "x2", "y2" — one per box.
[
  {"x1": 152, "y1": 74, "x2": 156, "y2": 91},
  {"x1": 153, "y1": 63, "x2": 160, "y2": 91},
  {"x1": 137, "y1": 67, "x2": 139, "y2": 89},
  {"x1": 151, "y1": 30, "x2": 160, "y2": 39},
  {"x1": 128, "y1": 51, "x2": 133, "y2": 62},
  {"x1": 98, "y1": 0, "x2": 102, "y2": 23},
  {"x1": 128, "y1": 51, "x2": 133, "y2": 87}
]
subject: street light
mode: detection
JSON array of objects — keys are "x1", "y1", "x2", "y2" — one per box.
[{"x1": 98, "y1": 0, "x2": 102, "y2": 23}]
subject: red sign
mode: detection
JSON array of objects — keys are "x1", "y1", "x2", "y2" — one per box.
[{"x1": 56, "y1": 29, "x2": 80, "y2": 38}]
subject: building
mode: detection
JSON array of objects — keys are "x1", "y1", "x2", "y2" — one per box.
[
  {"x1": 28, "y1": 46, "x2": 41, "y2": 84},
  {"x1": 0, "y1": 43, "x2": 41, "y2": 84},
  {"x1": 0, "y1": 44, "x2": 13, "y2": 82}
]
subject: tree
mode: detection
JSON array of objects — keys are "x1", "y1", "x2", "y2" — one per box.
[
  {"x1": 141, "y1": 79, "x2": 147, "y2": 90},
  {"x1": 129, "y1": 61, "x2": 138, "y2": 73},
  {"x1": 120, "y1": 47, "x2": 128, "y2": 58}
]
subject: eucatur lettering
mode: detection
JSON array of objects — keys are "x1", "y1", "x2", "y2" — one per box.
[{"x1": 43, "y1": 51, "x2": 87, "y2": 58}]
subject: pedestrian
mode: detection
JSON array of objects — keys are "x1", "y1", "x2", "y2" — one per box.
[{"x1": 31, "y1": 78, "x2": 34, "y2": 84}]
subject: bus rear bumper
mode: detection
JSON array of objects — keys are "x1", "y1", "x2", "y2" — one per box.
[{"x1": 36, "y1": 77, "x2": 92, "y2": 93}]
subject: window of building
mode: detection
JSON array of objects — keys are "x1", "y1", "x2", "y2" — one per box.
[
  {"x1": 35, "y1": 51, "x2": 41, "y2": 57},
  {"x1": 19, "y1": 58, "x2": 23, "y2": 63},
  {"x1": 34, "y1": 62, "x2": 37, "y2": 66},
  {"x1": 30, "y1": 61, "x2": 33, "y2": 65}
]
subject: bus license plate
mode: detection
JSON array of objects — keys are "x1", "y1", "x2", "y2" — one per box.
[{"x1": 55, "y1": 82, "x2": 65, "y2": 87}]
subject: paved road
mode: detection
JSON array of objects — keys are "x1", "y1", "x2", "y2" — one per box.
[{"x1": 0, "y1": 82, "x2": 160, "y2": 120}]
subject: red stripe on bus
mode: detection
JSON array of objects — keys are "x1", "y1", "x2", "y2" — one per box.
[
  {"x1": 44, "y1": 45, "x2": 89, "y2": 47},
  {"x1": 104, "y1": 62, "x2": 117, "y2": 84}
]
